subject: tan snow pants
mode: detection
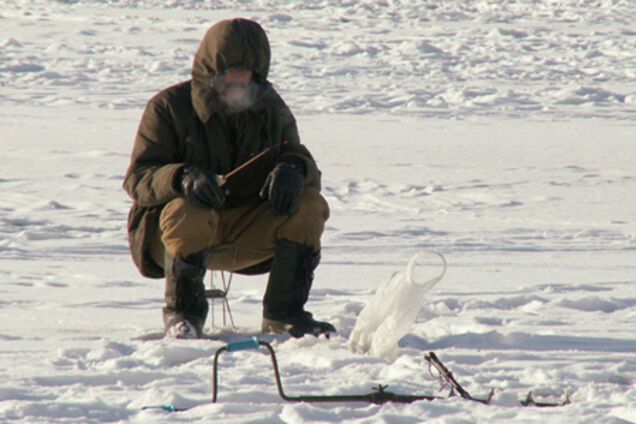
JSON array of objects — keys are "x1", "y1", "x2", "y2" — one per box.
[{"x1": 149, "y1": 188, "x2": 329, "y2": 271}]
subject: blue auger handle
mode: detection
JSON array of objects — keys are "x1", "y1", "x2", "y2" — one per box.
[
  {"x1": 141, "y1": 404, "x2": 186, "y2": 412},
  {"x1": 226, "y1": 337, "x2": 260, "y2": 352}
]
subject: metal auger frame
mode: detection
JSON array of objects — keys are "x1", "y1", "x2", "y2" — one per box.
[
  {"x1": 214, "y1": 339, "x2": 465, "y2": 404},
  {"x1": 213, "y1": 339, "x2": 570, "y2": 407}
]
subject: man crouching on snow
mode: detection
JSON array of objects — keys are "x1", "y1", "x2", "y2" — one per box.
[{"x1": 123, "y1": 18, "x2": 334, "y2": 339}]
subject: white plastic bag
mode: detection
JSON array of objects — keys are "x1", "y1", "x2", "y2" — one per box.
[{"x1": 348, "y1": 251, "x2": 447, "y2": 359}]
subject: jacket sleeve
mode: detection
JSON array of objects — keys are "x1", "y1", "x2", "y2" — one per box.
[
  {"x1": 123, "y1": 97, "x2": 186, "y2": 207},
  {"x1": 279, "y1": 106, "x2": 322, "y2": 191}
]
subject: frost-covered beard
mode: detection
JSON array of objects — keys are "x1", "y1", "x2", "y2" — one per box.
[{"x1": 214, "y1": 78, "x2": 259, "y2": 113}]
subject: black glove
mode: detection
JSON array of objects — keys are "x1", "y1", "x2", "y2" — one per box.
[
  {"x1": 178, "y1": 165, "x2": 226, "y2": 210},
  {"x1": 260, "y1": 157, "x2": 306, "y2": 217}
]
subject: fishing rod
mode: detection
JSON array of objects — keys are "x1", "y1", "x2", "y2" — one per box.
[{"x1": 215, "y1": 141, "x2": 288, "y2": 187}]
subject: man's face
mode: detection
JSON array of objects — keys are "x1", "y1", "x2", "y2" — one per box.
[
  {"x1": 215, "y1": 68, "x2": 256, "y2": 112},
  {"x1": 222, "y1": 68, "x2": 253, "y2": 86}
]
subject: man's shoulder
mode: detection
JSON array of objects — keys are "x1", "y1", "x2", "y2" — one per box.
[
  {"x1": 148, "y1": 80, "x2": 192, "y2": 109},
  {"x1": 261, "y1": 84, "x2": 294, "y2": 118},
  {"x1": 262, "y1": 84, "x2": 284, "y2": 105}
]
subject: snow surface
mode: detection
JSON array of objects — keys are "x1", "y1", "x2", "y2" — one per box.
[{"x1": 1, "y1": 1, "x2": 635, "y2": 423}]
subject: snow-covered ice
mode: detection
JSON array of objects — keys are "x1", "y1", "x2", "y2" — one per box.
[{"x1": 1, "y1": 1, "x2": 635, "y2": 423}]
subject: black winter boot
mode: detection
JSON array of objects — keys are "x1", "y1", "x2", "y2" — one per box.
[
  {"x1": 262, "y1": 239, "x2": 336, "y2": 338},
  {"x1": 163, "y1": 250, "x2": 209, "y2": 338}
]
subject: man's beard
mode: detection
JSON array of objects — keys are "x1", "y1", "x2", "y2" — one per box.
[{"x1": 216, "y1": 80, "x2": 259, "y2": 113}]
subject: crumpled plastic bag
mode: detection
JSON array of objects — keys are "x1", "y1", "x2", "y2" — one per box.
[{"x1": 348, "y1": 251, "x2": 447, "y2": 359}]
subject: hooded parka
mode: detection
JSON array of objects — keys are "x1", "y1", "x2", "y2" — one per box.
[{"x1": 123, "y1": 19, "x2": 321, "y2": 278}]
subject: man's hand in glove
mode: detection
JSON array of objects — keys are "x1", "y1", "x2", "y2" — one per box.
[
  {"x1": 260, "y1": 157, "x2": 306, "y2": 217},
  {"x1": 178, "y1": 165, "x2": 226, "y2": 210}
]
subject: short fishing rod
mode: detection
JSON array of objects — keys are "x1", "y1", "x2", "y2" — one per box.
[{"x1": 215, "y1": 141, "x2": 288, "y2": 186}]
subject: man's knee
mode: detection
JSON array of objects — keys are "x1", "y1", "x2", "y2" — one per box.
[
  {"x1": 277, "y1": 188, "x2": 329, "y2": 250},
  {"x1": 160, "y1": 197, "x2": 219, "y2": 258},
  {"x1": 294, "y1": 188, "x2": 330, "y2": 224}
]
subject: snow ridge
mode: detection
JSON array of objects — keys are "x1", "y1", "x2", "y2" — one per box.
[{"x1": 1, "y1": 0, "x2": 635, "y2": 119}]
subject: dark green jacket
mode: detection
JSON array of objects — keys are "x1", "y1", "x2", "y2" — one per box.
[{"x1": 123, "y1": 19, "x2": 321, "y2": 278}]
